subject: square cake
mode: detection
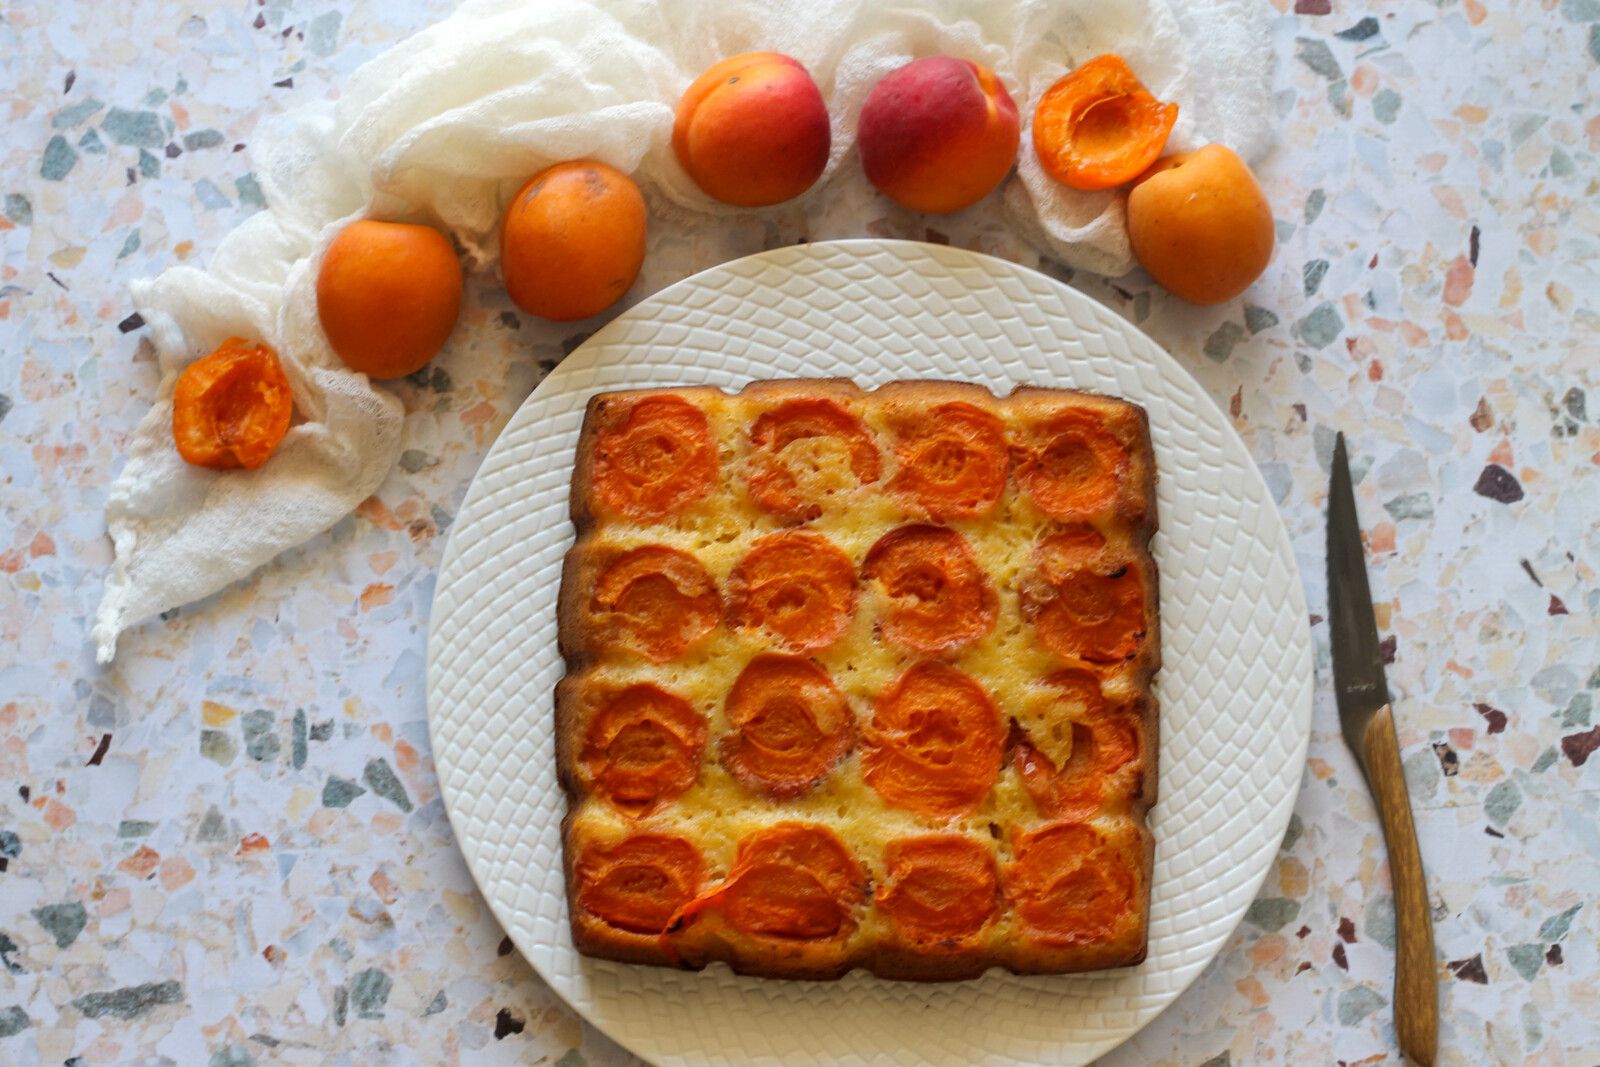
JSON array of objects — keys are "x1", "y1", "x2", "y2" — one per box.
[{"x1": 555, "y1": 378, "x2": 1158, "y2": 981}]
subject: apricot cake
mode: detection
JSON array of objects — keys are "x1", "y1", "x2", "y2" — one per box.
[{"x1": 555, "y1": 378, "x2": 1158, "y2": 981}]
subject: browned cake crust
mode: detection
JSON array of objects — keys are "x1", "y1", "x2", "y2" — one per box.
[{"x1": 555, "y1": 378, "x2": 1159, "y2": 981}]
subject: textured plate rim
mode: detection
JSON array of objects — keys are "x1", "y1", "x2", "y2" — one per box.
[{"x1": 426, "y1": 239, "x2": 1312, "y2": 1067}]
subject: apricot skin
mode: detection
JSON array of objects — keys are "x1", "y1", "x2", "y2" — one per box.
[
  {"x1": 674, "y1": 52, "x2": 831, "y2": 207},
  {"x1": 857, "y1": 57, "x2": 1020, "y2": 215},
  {"x1": 316, "y1": 220, "x2": 462, "y2": 379},
  {"x1": 1126, "y1": 144, "x2": 1274, "y2": 305},
  {"x1": 501, "y1": 161, "x2": 647, "y2": 322}
]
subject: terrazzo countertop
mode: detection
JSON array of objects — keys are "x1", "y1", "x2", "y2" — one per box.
[{"x1": 3, "y1": 2, "x2": 1598, "y2": 1064}]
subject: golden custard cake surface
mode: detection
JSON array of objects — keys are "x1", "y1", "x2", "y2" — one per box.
[{"x1": 555, "y1": 378, "x2": 1158, "y2": 981}]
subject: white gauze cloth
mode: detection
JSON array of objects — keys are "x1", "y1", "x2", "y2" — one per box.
[{"x1": 94, "y1": 0, "x2": 1272, "y2": 663}]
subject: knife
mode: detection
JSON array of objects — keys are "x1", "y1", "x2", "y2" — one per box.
[{"x1": 1327, "y1": 432, "x2": 1438, "y2": 1066}]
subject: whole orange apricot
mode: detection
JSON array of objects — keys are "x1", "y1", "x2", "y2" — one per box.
[
  {"x1": 674, "y1": 52, "x2": 831, "y2": 207},
  {"x1": 501, "y1": 161, "x2": 647, "y2": 322},
  {"x1": 316, "y1": 220, "x2": 462, "y2": 379},
  {"x1": 1127, "y1": 144, "x2": 1274, "y2": 305},
  {"x1": 857, "y1": 56, "x2": 1020, "y2": 215}
]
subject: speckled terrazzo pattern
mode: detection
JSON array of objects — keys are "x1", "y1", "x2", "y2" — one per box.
[{"x1": 0, "y1": 2, "x2": 1595, "y2": 1065}]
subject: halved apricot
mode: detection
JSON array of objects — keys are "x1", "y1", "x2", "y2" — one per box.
[
  {"x1": 1006, "y1": 821, "x2": 1135, "y2": 946},
  {"x1": 591, "y1": 395, "x2": 717, "y2": 522},
  {"x1": 1021, "y1": 532, "x2": 1148, "y2": 665},
  {"x1": 1032, "y1": 54, "x2": 1178, "y2": 191},
  {"x1": 579, "y1": 684, "x2": 706, "y2": 817},
  {"x1": 669, "y1": 823, "x2": 865, "y2": 942},
  {"x1": 1013, "y1": 670, "x2": 1141, "y2": 820},
  {"x1": 1015, "y1": 408, "x2": 1129, "y2": 520},
  {"x1": 747, "y1": 398, "x2": 880, "y2": 520},
  {"x1": 576, "y1": 834, "x2": 703, "y2": 935},
  {"x1": 876, "y1": 835, "x2": 999, "y2": 945},
  {"x1": 862, "y1": 525, "x2": 996, "y2": 655},
  {"x1": 727, "y1": 530, "x2": 856, "y2": 652},
  {"x1": 591, "y1": 545, "x2": 719, "y2": 662},
  {"x1": 171, "y1": 337, "x2": 293, "y2": 471},
  {"x1": 722, "y1": 654, "x2": 854, "y2": 798},
  {"x1": 862, "y1": 662, "x2": 1003, "y2": 818},
  {"x1": 886, "y1": 402, "x2": 1009, "y2": 520}
]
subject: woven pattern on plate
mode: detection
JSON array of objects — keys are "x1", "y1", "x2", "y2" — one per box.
[{"x1": 427, "y1": 240, "x2": 1312, "y2": 1067}]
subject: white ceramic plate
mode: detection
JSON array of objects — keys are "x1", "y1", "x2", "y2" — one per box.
[{"x1": 427, "y1": 240, "x2": 1312, "y2": 1067}]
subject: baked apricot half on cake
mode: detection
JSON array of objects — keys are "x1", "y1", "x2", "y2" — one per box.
[
  {"x1": 1006, "y1": 821, "x2": 1137, "y2": 947},
  {"x1": 588, "y1": 394, "x2": 717, "y2": 522},
  {"x1": 669, "y1": 823, "x2": 867, "y2": 943},
  {"x1": 747, "y1": 397, "x2": 880, "y2": 520},
  {"x1": 1012, "y1": 669, "x2": 1142, "y2": 820},
  {"x1": 886, "y1": 401, "x2": 1009, "y2": 520},
  {"x1": 576, "y1": 833, "x2": 703, "y2": 936},
  {"x1": 721, "y1": 654, "x2": 855, "y2": 798},
  {"x1": 726, "y1": 530, "x2": 856, "y2": 652},
  {"x1": 862, "y1": 662, "x2": 1004, "y2": 818},
  {"x1": 590, "y1": 545, "x2": 719, "y2": 662},
  {"x1": 862, "y1": 525, "x2": 996, "y2": 655},
  {"x1": 578, "y1": 683, "x2": 706, "y2": 817},
  {"x1": 1015, "y1": 407, "x2": 1131, "y2": 520},
  {"x1": 1020, "y1": 525, "x2": 1148, "y2": 665},
  {"x1": 876, "y1": 835, "x2": 1000, "y2": 946},
  {"x1": 172, "y1": 337, "x2": 293, "y2": 471}
]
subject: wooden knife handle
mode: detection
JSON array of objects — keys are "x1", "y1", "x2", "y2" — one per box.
[{"x1": 1360, "y1": 703, "x2": 1439, "y2": 1067}]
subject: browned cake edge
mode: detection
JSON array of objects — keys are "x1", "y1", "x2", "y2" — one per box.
[{"x1": 556, "y1": 377, "x2": 1159, "y2": 980}]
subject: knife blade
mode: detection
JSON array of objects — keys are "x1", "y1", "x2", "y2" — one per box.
[
  {"x1": 1328, "y1": 431, "x2": 1391, "y2": 750},
  {"x1": 1326, "y1": 430, "x2": 1438, "y2": 1067}
]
